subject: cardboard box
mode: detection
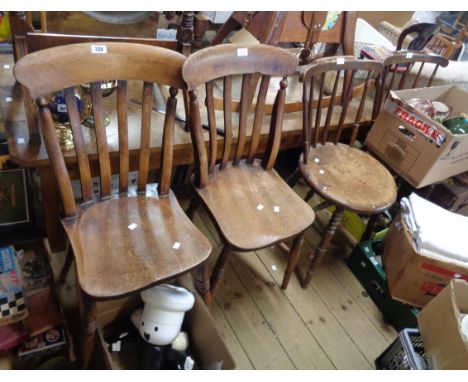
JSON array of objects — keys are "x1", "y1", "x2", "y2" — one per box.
[
  {"x1": 382, "y1": 213, "x2": 468, "y2": 308},
  {"x1": 93, "y1": 275, "x2": 236, "y2": 370},
  {"x1": 418, "y1": 280, "x2": 468, "y2": 369},
  {"x1": 366, "y1": 86, "x2": 468, "y2": 188}
]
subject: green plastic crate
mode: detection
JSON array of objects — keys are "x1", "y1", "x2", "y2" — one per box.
[{"x1": 346, "y1": 240, "x2": 419, "y2": 331}]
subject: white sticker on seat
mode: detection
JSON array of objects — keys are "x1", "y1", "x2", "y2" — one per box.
[{"x1": 237, "y1": 48, "x2": 248, "y2": 57}]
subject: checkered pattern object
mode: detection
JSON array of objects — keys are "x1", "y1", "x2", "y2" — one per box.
[{"x1": 0, "y1": 292, "x2": 26, "y2": 318}]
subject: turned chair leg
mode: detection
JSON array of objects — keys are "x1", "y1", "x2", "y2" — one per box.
[
  {"x1": 305, "y1": 189, "x2": 316, "y2": 203},
  {"x1": 281, "y1": 233, "x2": 305, "y2": 289},
  {"x1": 209, "y1": 245, "x2": 231, "y2": 298},
  {"x1": 286, "y1": 167, "x2": 301, "y2": 187},
  {"x1": 195, "y1": 262, "x2": 212, "y2": 308},
  {"x1": 361, "y1": 213, "x2": 379, "y2": 243},
  {"x1": 186, "y1": 197, "x2": 200, "y2": 220},
  {"x1": 302, "y1": 207, "x2": 344, "y2": 288},
  {"x1": 78, "y1": 290, "x2": 97, "y2": 369},
  {"x1": 57, "y1": 243, "x2": 74, "y2": 286}
]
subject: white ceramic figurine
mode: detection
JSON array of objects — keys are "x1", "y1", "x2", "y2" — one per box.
[{"x1": 139, "y1": 283, "x2": 195, "y2": 346}]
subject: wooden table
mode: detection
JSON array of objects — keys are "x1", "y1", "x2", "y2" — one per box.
[{"x1": 1, "y1": 53, "x2": 374, "y2": 252}]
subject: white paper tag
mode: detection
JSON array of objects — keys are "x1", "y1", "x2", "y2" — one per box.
[
  {"x1": 91, "y1": 45, "x2": 107, "y2": 54},
  {"x1": 172, "y1": 241, "x2": 181, "y2": 250},
  {"x1": 406, "y1": 52, "x2": 413, "y2": 59},
  {"x1": 314, "y1": 157, "x2": 320, "y2": 163},
  {"x1": 237, "y1": 48, "x2": 248, "y2": 57},
  {"x1": 319, "y1": 169, "x2": 325, "y2": 175},
  {"x1": 57, "y1": 104, "x2": 67, "y2": 113},
  {"x1": 156, "y1": 28, "x2": 178, "y2": 41},
  {"x1": 3, "y1": 64, "x2": 10, "y2": 69},
  {"x1": 273, "y1": 206, "x2": 280, "y2": 213},
  {"x1": 337, "y1": 57, "x2": 345, "y2": 65},
  {"x1": 17, "y1": 138, "x2": 25, "y2": 144},
  {"x1": 5, "y1": 96, "x2": 12, "y2": 102},
  {"x1": 256, "y1": 204, "x2": 264, "y2": 211},
  {"x1": 128, "y1": 223, "x2": 138, "y2": 230}
]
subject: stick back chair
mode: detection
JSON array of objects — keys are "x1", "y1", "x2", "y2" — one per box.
[
  {"x1": 182, "y1": 44, "x2": 316, "y2": 306},
  {"x1": 13, "y1": 42, "x2": 212, "y2": 368},
  {"x1": 378, "y1": 51, "x2": 450, "y2": 113},
  {"x1": 294, "y1": 57, "x2": 397, "y2": 288}
]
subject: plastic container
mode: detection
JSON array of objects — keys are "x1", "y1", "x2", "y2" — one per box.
[{"x1": 375, "y1": 328, "x2": 428, "y2": 370}]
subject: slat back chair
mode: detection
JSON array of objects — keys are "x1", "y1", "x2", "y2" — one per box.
[
  {"x1": 302, "y1": 57, "x2": 384, "y2": 151},
  {"x1": 379, "y1": 52, "x2": 450, "y2": 112},
  {"x1": 295, "y1": 57, "x2": 397, "y2": 287},
  {"x1": 185, "y1": 44, "x2": 297, "y2": 185},
  {"x1": 13, "y1": 42, "x2": 211, "y2": 368},
  {"x1": 19, "y1": 31, "x2": 194, "y2": 138},
  {"x1": 182, "y1": 44, "x2": 315, "y2": 306}
]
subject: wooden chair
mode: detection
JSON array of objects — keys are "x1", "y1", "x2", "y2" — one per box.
[
  {"x1": 378, "y1": 52, "x2": 450, "y2": 113},
  {"x1": 366, "y1": 51, "x2": 450, "y2": 208},
  {"x1": 292, "y1": 57, "x2": 397, "y2": 287},
  {"x1": 13, "y1": 42, "x2": 212, "y2": 368},
  {"x1": 396, "y1": 22, "x2": 440, "y2": 51},
  {"x1": 182, "y1": 44, "x2": 315, "y2": 306}
]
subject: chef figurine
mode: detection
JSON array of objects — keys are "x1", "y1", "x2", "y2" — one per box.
[{"x1": 109, "y1": 283, "x2": 195, "y2": 369}]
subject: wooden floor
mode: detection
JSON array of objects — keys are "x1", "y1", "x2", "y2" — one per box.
[{"x1": 177, "y1": 182, "x2": 397, "y2": 370}]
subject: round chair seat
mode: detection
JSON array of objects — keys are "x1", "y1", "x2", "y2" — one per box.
[{"x1": 299, "y1": 142, "x2": 397, "y2": 214}]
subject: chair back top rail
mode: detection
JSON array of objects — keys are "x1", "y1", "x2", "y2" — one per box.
[
  {"x1": 182, "y1": 44, "x2": 297, "y2": 90},
  {"x1": 14, "y1": 42, "x2": 186, "y2": 218},
  {"x1": 382, "y1": 51, "x2": 449, "y2": 67}
]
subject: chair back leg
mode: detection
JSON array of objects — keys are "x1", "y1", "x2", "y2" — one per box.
[{"x1": 281, "y1": 232, "x2": 305, "y2": 289}]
